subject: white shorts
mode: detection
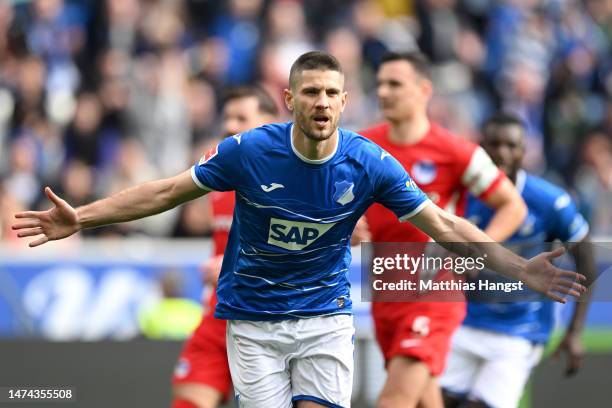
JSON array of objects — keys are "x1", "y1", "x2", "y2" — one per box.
[
  {"x1": 227, "y1": 314, "x2": 355, "y2": 408},
  {"x1": 440, "y1": 326, "x2": 543, "y2": 408}
]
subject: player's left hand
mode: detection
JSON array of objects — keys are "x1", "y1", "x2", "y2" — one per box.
[
  {"x1": 522, "y1": 247, "x2": 587, "y2": 303},
  {"x1": 552, "y1": 331, "x2": 584, "y2": 376}
]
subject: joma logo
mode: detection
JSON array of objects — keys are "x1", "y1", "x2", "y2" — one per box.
[{"x1": 267, "y1": 218, "x2": 335, "y2": 250}]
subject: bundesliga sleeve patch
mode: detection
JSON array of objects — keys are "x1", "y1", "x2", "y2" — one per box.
[
  {"x1": 406, "y1": 179, "x2": 418, "y2": 191},
  {"x1": 199, "y1": 144, "x2": 219, "y2": 165}
]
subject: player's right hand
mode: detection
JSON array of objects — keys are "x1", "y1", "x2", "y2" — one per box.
[{"x1": 12, "y1": 187, "x2": 80, "y2": 247}]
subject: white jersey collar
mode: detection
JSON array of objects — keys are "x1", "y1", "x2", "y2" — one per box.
[{"x1": 290, "y1": 124, "x2": 339, "y2": 164}]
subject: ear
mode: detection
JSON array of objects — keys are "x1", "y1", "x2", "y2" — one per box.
[
  {"x1": 283, "y1": 88, "x2": 293, "y2": 112},
  {"x1": 340, "y1": 91, "x2": 348, "y2": 113},
  {"x1": 421, "y1": 79, "x2": 433, "y2": 100}
]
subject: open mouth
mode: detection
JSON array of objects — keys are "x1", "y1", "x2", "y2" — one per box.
[{"x1": 313, "y1": 115, "x2": 330, "y2": 127}]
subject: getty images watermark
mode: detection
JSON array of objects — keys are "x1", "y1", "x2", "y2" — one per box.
[
  {"x1": 359, "y1": 242, "x2": 608, "y2": 303},
  {"x1": 371, "y1": 251, "x2": 523, "y2": 293}
]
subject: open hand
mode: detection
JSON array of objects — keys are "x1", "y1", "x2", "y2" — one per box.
[
  {"x1": 522, "y1": 247, "x2": 587, "y2": 303},
  {"x1": 552, "y1": 331, "x2": 584, "y2": 376},
  {"x1": 12, "y1": 187, "x2": 80, "y2": 247}
]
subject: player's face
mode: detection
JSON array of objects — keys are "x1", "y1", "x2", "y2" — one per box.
[
  {"x1": 223, "y1": 96, "x2": 274, "y2": 136},
  {"x1": 482, "y1": 124, "x2": 525, "y2": 178},
  {"x1": 285, "y1": 69, "x2": 347, "y2": 141},
  {"x1": 377, "y1": 60, "x2": 431, "y2": 122}
]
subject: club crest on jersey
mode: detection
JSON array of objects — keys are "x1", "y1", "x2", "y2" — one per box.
[
  {"x1": 333, "y1": 181, "x2": 355, "y2": 206},
  {"x1": 268, "y1": 217, "x2": 336, "y2": 250},
  {"x1": 198, "y1": 144, "x2": 219, "y2": 165},
  {"x1": 412, "y1": 160, "x2": 437, "y2": 185},
  {"x1": 174, "y1": 358, "x2": 191, "y2": 378}
]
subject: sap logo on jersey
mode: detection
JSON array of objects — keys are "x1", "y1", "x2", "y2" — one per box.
[{"x1": 268, "y1": 217, "x2": 335, "y2": 250}]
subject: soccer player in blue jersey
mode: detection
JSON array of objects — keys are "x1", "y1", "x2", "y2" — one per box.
[
  {"x1": 440, "y1": 113, "x2": 596, "y2": 408},
  {"x1": 13, "y1": 52, "x2": 586, "y2": 408}
]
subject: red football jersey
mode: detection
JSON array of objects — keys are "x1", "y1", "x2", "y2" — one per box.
[
  {"x1": 361, "y1": 122, "x2": 504, "y2": 244},
  {"x1": 209, "y1": 191, "x2": 235, "y2": 256}
]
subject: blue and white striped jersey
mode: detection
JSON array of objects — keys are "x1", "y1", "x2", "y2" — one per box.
[
  {"x1": 191, "y1": 122, "x2": 429, "y2": 320},
  {"x1": 464, "y1": 170, "x2": 589, "y2": 343}
]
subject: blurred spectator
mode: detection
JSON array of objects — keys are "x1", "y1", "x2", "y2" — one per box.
[
  {"x1": 128, "y1": 49, "x2": 191, "y2": 178},
  {"x1": 25, "y1": 0, "x2": 87, "y2": 93},
  {"x1": 59, "y1": 159, "x2": 96, "y2": 207},
  {"x1": 0, "y1": 0, "x2": 610, "y2": 237},
  {"x1": 64, "y1": 91, "x2": 119, "y2": 169},
  {"x1": 264, "y1": 0, "x2": 315, "y2": 76},
  {"x1": 186, "y1": 78, "x2": 218, "y2": 143},
  {"x1": 324, "y1": 26, "x2": 378, "y2": 129},
  {"x1": 138, "y1": 269, "x2": 202, "y2": 340},
  {"x1": 208, "y1": 0, "x2": 265, "y2": 84},
  {"x1": 4, "y1": 137, "x2": 40, "y2": 209}
]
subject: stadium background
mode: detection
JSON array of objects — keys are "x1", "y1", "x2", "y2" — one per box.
[{"x1": 0, "y1": 0, "x2": 610, "y2": 407}]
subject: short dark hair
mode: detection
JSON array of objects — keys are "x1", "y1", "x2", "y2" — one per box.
[
  {"x1": 222, "y1": 85, "x2": 278, "y2": 116},
  {"x1": 289, "y1": 51, "x2": 343, "y2": 89},
  {"x1": 380, "y1": 51, "x2": 431, "y2": 80},
  {"x1": 482, "y1": 112, "x2": 525, "y2": 134}
]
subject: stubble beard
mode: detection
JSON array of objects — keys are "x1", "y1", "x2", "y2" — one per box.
[{"x1": 296, "y1": 113, "x2": 338, "y2": 142}]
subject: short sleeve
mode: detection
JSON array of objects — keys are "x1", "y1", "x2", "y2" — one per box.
[
  {"x1": 460, "y1": 146, "x2": 505, "y2": 199},
  {"x1": 191, "y1": 135, "x2": 242, "y2": 192},
  {"x1": 550, "y1": 193, "x2": 589, "y2": 242},
  {"x1": 373, "y1": 152, "x2": 430, "y2": 221}
]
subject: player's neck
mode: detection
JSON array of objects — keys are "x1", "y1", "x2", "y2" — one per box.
[
  {"x1": 388, "y1": 115, "x2": 430, "y2": 145},
  {"x1": 509, "y1": 168, "x2": 522, "y2": 185},
  {"x1": 291, "y1": 125, "x2": 339, "y2": 162}
]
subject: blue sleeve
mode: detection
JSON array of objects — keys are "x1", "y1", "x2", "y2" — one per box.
[
  {"x1": 191, "y1": 135, "x2": 242, "y2": 192},
  {"x1": 550, "y1": 192, "x2": 589, "y2": 242},
  {"x1": 372, "y1": 153, "x2": 430, "y2": 220}
]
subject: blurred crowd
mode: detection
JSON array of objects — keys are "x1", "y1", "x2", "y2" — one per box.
[{"x1": 0, "y1": 0, "x2": 610, "y2": 241}]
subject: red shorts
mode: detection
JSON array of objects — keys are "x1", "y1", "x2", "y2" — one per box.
[
  {"x1": 172, "y1": 293, "x2": 231, "y2": 398},
  {"x1": 372, "y1": 301, "x2": 466, "y2": 376}
]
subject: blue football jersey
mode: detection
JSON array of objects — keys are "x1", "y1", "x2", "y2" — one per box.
[
  {"x1": 464, "y1": 170, "x2": 589, "y2": 343},
  {"x1": 191, "y1": 122, "x2": 429, "y2": 320}
]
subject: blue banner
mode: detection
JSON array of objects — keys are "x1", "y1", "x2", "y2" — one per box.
[{"x1": 0, "y1": 241, "x2": 609, "y2": 339}]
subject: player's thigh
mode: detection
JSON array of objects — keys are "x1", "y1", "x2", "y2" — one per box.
[
  {"x1": 291, "y1": 315, "x2": 354, "y2": 408},
  {"x1": 172, "y1": 383, "x2": 223, "y2": 408},
  {"x1": 417, "y1": 377, "x2": 444, "y2": 408},
  {"x1": 470, "y1": 340, "x2": 543, "y2": 408},
  {"x1": 296, "y1": 401, "x2": 335, "y2": 408},
  {"x1": 439, "y1": 326, "x2": 482, "y2": 396},
  {"x1": 226, "y1": 320, "x2": 293, "y2": 407}
]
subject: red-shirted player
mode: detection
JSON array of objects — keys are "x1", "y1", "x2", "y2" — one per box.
[
  {"x1": 359, "y1": 52, "x2": 527, "y2": 408},
  {"x1": 171, "y1": 86, "x2": 278, "y2": 408}
]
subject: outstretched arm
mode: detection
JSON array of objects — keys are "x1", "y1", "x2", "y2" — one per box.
[
  {"x1": 481, "y1": 177, "x2": 527, "y2": 241},
  {"x1": 552, "y1": 235, "x2": 596, "y2": 376},
  {"x1": 13, "y1": 170, "x2": 207, "y2": 247},
  {"x1": 409, "y1": 203, "x2": 586, "y2": 303}
]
